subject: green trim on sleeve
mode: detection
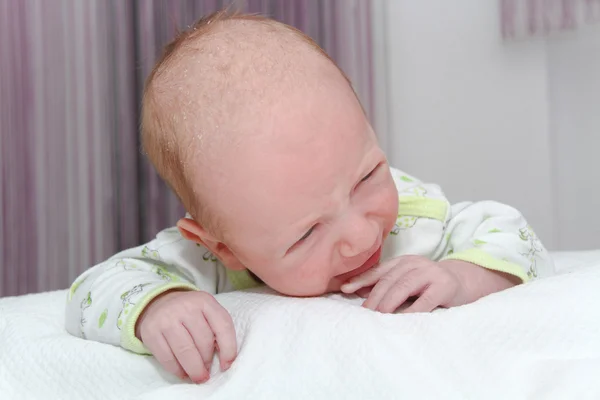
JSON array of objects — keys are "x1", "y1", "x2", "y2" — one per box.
[
  {"x1": 398, "y1": 196, "x2": 448, "y2": 222},
  {"x1": 226, "y1": 269, "x2": 262, "y2": 291},
  {"x1": 442, "y1": 248, "x2": 529, "y2": 283},
  {"x1": 120, "y1": 282, "x2": 199, "y2": 355},
  {"x1": 67, "y1": 275, "x2": 88, "y2": 302}
]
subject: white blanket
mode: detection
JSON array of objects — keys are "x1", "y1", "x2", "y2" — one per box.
[{"x1": 1, "y1": 251, "x2": 600, "y2": 400}]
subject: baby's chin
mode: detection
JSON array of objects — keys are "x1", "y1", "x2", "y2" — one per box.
[
  {"x1": 287, "y1": 282, "x2": 348, "y2": 297},
  {"x1": 270, "y1": 281, "x2": 334, "y2": 298}
]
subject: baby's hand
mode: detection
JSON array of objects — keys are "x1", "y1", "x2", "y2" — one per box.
[
  {"x1": 135, "y1": 290, "x2": 236, "y2": 383},
  {"x1": 340, "y1": 255, "x2": 517, "y2": 313}
]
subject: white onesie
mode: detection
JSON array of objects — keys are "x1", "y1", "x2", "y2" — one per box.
[{"x1": 65, "y1": 167, "x2": 555, "y2": 355}]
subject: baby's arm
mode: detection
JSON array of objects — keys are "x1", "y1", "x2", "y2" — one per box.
[
  {"x1": 388, "y1": 168, "x2": 554, "y2": 282},
  {"x1": 342, "y1": 168, "x2": 554, "y2": 312},
  {"x1": 65, "y1": 227, "x2": 243, "y2": 382},
  {"x1": 439, "y1": 200, "x2": 555, "y2": 283}
]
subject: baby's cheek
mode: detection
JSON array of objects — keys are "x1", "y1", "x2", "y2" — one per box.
[
  {"x1": 296, "y1": 263, "x2": 329, "y2": 293},
  {"x1": 276, "y1": 263, "x2": 331, "y2": 296},
  {"x1": 381, "y1": 184, "x2": 399, "y2": 227}
]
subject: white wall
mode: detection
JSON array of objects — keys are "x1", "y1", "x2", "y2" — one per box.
[
  {"x1": 547, "y1": 24, "x2": 600, "y2": 250},
  {"x1": 372, "y1": 0, "x2": 600, "y2": 250}
]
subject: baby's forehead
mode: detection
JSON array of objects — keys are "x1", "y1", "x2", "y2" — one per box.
[
  {"x1": 155, "y1": 22, "x2": 328, "y2": 137},
  {"x1": 158, "y1": 20, "x2": 314, "y2": 87}
]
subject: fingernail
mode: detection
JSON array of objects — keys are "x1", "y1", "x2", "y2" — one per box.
[
  {"x1": 196, "y1": 374, "x2": 210, "y2": 384},
  {"x1": 340, "y1": 284, "x2": 353, "y2": 293}
]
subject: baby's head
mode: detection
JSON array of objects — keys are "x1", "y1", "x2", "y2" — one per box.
[{"x1": 141, "y1": 11, "x2": 398, "y2": 296}]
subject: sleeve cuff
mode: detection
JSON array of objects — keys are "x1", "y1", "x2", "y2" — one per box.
[
  {"x1": 442, "y1": 248, "x2": 530, "y2": 283},
  {"x1": 120, "y1": 282, "x2": 199, "y2": 355},
  {"x1": 398, "y1": 196, "x2": 448, "y2": 221}
]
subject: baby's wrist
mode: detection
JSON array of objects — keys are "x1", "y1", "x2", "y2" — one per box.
[
  {"x1": 134, "y1": 289, "x2": 189, "y2": 341},
  {"x1": 440, "y1": 259, "x2": 518, "y2": 305}
]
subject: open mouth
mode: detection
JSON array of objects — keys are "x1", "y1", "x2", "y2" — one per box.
[{"x1": 336, "y1": 245, "x2": 382, "y2": 282}]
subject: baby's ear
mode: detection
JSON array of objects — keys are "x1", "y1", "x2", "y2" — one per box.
[
  {"x1": 176, "y1": 217, "x2": 247, "y2": 272},
  {"x1": 177, "y1": 217, "x2": 211, "y2": 246}
]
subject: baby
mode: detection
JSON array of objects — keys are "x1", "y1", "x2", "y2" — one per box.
[{"x1": 65, "y1": 11, "x2": 555, "y2": 384}]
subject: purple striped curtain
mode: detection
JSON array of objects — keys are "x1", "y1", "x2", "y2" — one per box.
[
  {"x1": 0, "y1": 0, "x2": 374, "y2": 296},
  {"x1": 1, "y1": 0, "x2": 139, "y2": 296},
  {"x1": 500, "y1": 0, "x2": 600, "y2": 38}
]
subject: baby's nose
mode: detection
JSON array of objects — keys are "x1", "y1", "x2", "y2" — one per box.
[{"x1": 339, "y1": 218, "x2": 378, "y2": 258}]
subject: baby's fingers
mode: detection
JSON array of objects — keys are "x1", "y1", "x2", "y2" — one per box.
[
  {"x1": 340, "y1": 260, "x2": 396, "y2": 294},
  {"x1": 203, "y1": 300, "x2": 237, "y2": 371},
  {"x1": 146, "y1": 333, "x2": 187, "y2": 380},
  {"x1": 164, "y1": 326, "x2": 209, "y2": 383},
  {"x1": 362, "y1": 266, "x2": 423, "y2": 312},
  {"x1": 183, "y1": 314, "x2": 216, "y2": 372},
  {"x1": 374, "y1": 270, "x2": 431, "y2": 313},
  {"x1": 402, "y1": 284, "x2": 447, "y2": 314}
]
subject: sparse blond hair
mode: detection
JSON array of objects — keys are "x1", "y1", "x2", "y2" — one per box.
[{"x1": 140, "y1": 9, "x2": 352, "y2": 235}]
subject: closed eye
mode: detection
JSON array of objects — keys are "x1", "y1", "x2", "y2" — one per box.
[
  {"x1": 360, "y1": 170, "x2": 374, "y2": 183},
  {"x1": 360, "y1": 164, "x2": 380, "y2": 183},
  {"x1": 286, "y1": 225, "x2": 317, "y2": 255},
  {"x1": 298, "y1": 225, "x2": 315, "y2": 242}
]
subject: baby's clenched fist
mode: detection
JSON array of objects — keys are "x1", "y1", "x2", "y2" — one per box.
[{"x1": 135, "y1": 290, "x2": 236, "y2": 383}]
